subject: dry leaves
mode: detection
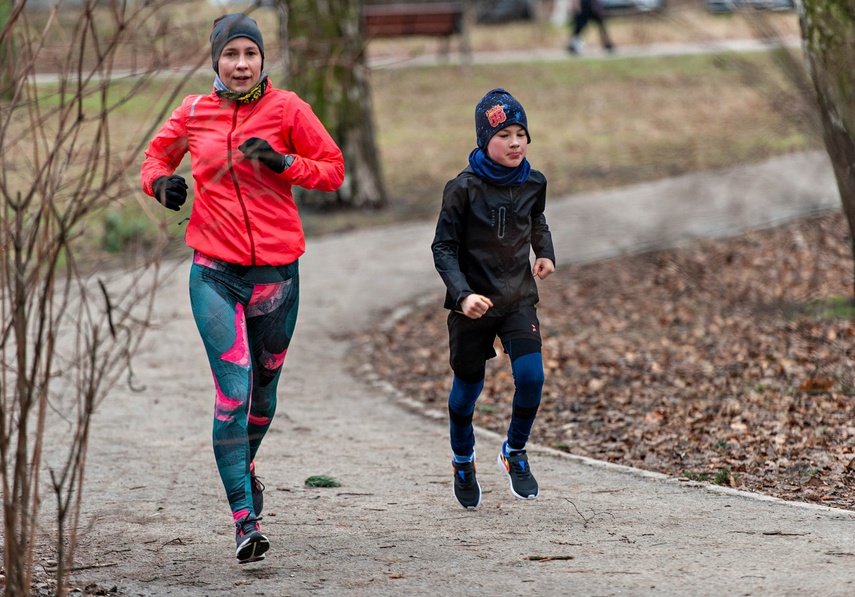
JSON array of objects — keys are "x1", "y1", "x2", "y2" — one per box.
[{"x1": 356, "y1": 211, "x2": 855, "y2": 511}]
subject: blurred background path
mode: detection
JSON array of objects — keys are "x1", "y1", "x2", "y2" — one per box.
[{"x1": 367, "y1": 35, "x2": 801, "y2": 69}]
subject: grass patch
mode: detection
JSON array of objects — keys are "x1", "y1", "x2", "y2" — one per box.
[
  {"x1": 805, "y1": 296, "x2": 855, "y2": 320},
  {"x1": 304, "y1": 475, "x2": 342, "y2": 488},
  {"x1": 713, "y1": 466, "x2": 732, "y2": 486},
  {"x1": 101, "y1": 209, "x2": 158, "y2": 254},
  {"x1": 776, "y1": 296, "x2": 855, "y2": 322}
]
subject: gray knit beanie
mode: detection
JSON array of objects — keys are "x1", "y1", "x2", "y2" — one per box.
[{"x1": 210, "y1": 14, "x2": 265, "y2": 74}]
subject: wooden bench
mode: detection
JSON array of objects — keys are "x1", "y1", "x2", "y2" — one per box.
[{"x1": 363, "y1": 2, "x2": 470, "y2": 59}]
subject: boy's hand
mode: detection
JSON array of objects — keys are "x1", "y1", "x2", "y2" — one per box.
[
  {"x1": 533, "y1": 258, "x2": 555, "y2": 280},
  {"x1": 460, "y1": 294, "x2": 493, "y2": 319}
]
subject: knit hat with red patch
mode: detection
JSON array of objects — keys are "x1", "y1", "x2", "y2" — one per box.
[{"x1": 474, "y1": 88, "x2": 530, "y2": 150}]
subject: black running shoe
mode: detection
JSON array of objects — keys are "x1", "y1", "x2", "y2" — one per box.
[
  {"x1": 234, "y1": 515, "x2": 269, "y2": 564},
  {"x1": 250, "y1": 461, "x2": 264, "y2": 516},
  {"x1": 497, "y1": 449, "x2": 539, "y2": 500},
  {"x1": 452, "y1": 458, "x2": 481, "y2": 510}
]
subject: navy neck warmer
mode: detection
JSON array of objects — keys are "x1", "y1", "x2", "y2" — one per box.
[{"x1": 468, "y1": 148, "x2": 531, "y2": 186}]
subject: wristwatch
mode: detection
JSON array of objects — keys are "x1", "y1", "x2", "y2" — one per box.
[{"x1": 282, "y1": 154, "x2": 295, "y2": 170}]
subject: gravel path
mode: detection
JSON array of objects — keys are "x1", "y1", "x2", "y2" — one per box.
[{"x1": 52, "y1": 150, "x2": 855, "y2": 597}]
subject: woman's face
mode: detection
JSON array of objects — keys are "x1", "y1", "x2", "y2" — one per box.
[
  {"x1": 486, "y1": 124, "x2": 528, "y2": 168},
  {"x1": 218, "y1": 37, "x2": 262, "y2": 93}
]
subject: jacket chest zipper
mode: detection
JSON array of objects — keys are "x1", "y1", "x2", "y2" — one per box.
[
  {"x1": 227, "y1": 103, "x2": 256, "y2": 265},
  {"x1": 503, "y1": 188, "x2": 515, "y2": 295},
  {"x1": 493, "y1": 188, "x2": 513, "y2": 240}
]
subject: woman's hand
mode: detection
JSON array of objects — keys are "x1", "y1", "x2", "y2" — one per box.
[
  {"x1": 152, "y1": 175, "x2": 188, "y2": 211},
  {"x1": 238, "y1": 138, "x2": 292, "y2": 174},
  {"x1": 460, "y1": 294, "x2": 493, "y2": 319}
]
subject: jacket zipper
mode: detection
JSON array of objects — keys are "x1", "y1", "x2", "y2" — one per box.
[
  {"x1": 227, "y1": 102, "x2": 256, "y2": 265},
  {"x1": 504, "y1": 187, "x2": 514, "y2": 297}
]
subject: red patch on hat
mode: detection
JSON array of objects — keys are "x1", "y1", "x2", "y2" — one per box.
[{"x1": 486, "y1": 104, "x2": 507, "y2": 128}]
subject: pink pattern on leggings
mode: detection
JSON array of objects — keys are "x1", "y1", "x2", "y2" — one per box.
[
  {"x1": 221, "y1": 303, "x2": 250, "y2": 367},
  {"x1": 248, "y1": 413, "x2": 271, "y2": 426},
  {"x1": 261, "y1": 347, "x2": 287, "y2": 371},
  {"x1": 214, "y1": 377, "x2": 242, "y2": 422},
  {"x1": 247, "y1": 280, "x2": 292, "y2": 317}
]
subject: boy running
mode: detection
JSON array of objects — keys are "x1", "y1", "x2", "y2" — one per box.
[{"x1": 432, "y1": 88, "x2": 556, "y2": 509}]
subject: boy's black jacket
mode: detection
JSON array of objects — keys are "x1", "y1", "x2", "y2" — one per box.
[{"x1": 432, "y1": 166, "x2": 556, "y2": 317}]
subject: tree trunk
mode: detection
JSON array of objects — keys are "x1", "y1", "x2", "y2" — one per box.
[
  {"x1": 275, "y1": 1, "x2": 290, "y2": 87},
  {"x1": 799, "y1": 1, "x2": 855, "y2": 298},
  {"x1": 0, "y1": 0, "x2": 19, "y2": 100},
  {"x1": 282, "y1": 0, "x2": 387, "y2": 209}
]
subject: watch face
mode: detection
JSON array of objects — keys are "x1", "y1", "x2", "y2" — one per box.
[{"x1": 284, "y1": 155, "x2": 295, "y2": 169}]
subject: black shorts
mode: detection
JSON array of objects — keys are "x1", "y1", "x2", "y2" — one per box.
[{"x1": 447, "y1": 305, "x2": 541, "y2": 381}]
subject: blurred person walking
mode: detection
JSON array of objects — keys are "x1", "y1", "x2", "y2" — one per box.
[
  {"x1": 140, "y1": 13, "x2": 344, "y2": 564},
  {"x1": 568, "y1": 0, "x2": 615, "y2": 54}
]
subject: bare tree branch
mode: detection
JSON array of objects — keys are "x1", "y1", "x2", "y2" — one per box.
[{"x1": 0, "y1": 1, "x2": 208, "y2": 594}]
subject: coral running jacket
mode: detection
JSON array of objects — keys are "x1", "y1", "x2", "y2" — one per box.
[{"x1": 141, "y1": 81, "x2": 344, "y2": 266}]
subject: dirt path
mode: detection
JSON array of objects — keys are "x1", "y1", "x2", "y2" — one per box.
[{"x1": 58, "y1": 150, "x2": 855, "y2": 596}]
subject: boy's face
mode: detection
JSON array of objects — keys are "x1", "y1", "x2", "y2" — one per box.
[{"x1": 486, "y1": 124, "x2": 528, "y2": 168}]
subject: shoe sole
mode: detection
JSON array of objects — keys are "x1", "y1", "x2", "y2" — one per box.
[
  {"x1": 236, "y1": 533, "x2": 270, "y2": 564},
  {"x1": 497, "y1": 453, "x2": 539, "y2": 500}
]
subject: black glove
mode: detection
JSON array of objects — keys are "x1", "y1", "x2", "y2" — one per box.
[
  {"x1": 238, "y1": 137, "x2": 290, "y2": 174},
  {"x1": 152, "y1": 175, "x2": 188, "y2": 211}
]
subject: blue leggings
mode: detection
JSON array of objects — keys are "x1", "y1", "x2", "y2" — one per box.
[
  {"x1": 188, "y1": 252, "x2": 299, "y2": 521},
  {"x1": 448, "y1": 338, "x2": 544, "y2": 458}
]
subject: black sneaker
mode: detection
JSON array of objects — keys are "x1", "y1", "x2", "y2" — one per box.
[
  {"x1": 452, "y1": 459, "x2": 481, "y2": 510},
  {"x1": 250, "y1": 461, "x2": 264, "y2": 516},
  {"x1": 497, "y1": 449, "x2": 539, "y2": 500},
  {"x1": 234, "y1": 515, "x2": 269, "y2": 564}
]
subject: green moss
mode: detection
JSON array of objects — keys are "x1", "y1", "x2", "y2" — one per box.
[{"x1": 305, "y1": 475, "x2": 342, "y2": 488}]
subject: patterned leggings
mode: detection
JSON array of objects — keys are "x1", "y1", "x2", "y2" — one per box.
[{"x1": 189, "y1": 252, "x2": 299, "y2": 521}]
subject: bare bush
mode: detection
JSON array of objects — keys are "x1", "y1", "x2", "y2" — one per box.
[{"x1": 0, "y1": 1, "x2": 207, "y2": 594}]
